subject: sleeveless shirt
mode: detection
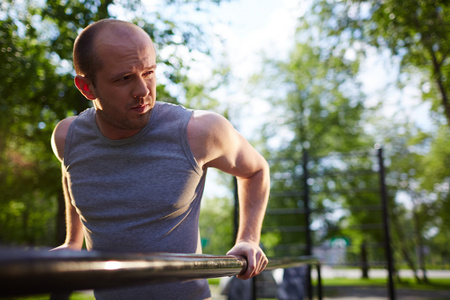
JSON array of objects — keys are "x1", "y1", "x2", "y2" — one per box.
[{"x1": 63, "y1": 102, "x2": 211, "y2": 299}]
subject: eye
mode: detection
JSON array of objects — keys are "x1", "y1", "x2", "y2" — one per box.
[
  {"x1": 143, "y1": 70, "x2": 154, "y2": 77},
  {"x1": 114, "y1": 74, "x2": 131, "y2": 83}
]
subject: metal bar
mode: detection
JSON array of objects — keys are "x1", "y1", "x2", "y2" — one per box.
[
  {"x1": 252, "y1": 275, "x2": 257, "y2": 300},
  {"x1": 0, "y1": 249, "x2": 321, "y2": 297},
  {"x1": 265, "y1": 256, "x2": 320, "y2": 270},
  {"x1": 302, "y1": 150, "x2": 313, "y2": 300},
  {"x1": 0, "y1": 250, "x2": 246, "y2": 296},
  {"x1": 377, "y1": 146, "x2": 396, "y2": 300},
  {"x1": 268, "y1": 191, "x2": 304, "y2": 198},
  {"x1": 317, "y1": 263, "x2": 322, "y2": 300},
  {"x1": 262, "y1": 226, "x2": 307, "y2": 232},
  {"x1": 265, "y1": 207, "x2": 306, "y2": 214}
]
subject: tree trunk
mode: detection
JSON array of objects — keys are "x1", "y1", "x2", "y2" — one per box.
[
  {"x1": 360, "y1": 241, "x2": 369, "y2": 279},
  {"x1": 391, "y1": 212, "x2": 422, "y2": 283},
  {"x1": 413, "y1": 210, "x2": 429, "y2": 283},
  {"x1": 429, "y1": 48, "x2": 450, "y2": 127}
]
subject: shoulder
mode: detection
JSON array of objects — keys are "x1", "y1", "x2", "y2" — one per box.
[
  {"x1": 187, "y1": 110, "x2": 241, "y2": 168},
  {"x1": 51, "y1": 116, "x2": 77, "y2": 163},
  {"x1": 188, "y1": 110, "x2": 231, "y2": 134},
  {"x1": 187, "y1": 110, "x2": 236, "y2": 148}
]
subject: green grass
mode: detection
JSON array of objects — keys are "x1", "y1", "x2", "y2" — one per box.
[
  {"x1": 313, "y1": 277, "x2": 450, "y2": 291},
  {"x1": 207, "y1": 278, "x2": 221, "y2": 285},
  {"x1": 0, "y1": 292, "x2": 95, "y2": 300},
  {"x1": 3, "y1": 281, "x2": 223, "y2": 299},
  {"x1": 2, "y1": 280, "x2": 223, "y2": 300},
  {"x1": 3, "y1": 278, "x2": 449, "y2": 299}
]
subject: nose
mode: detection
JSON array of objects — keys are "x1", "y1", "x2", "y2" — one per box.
[{"x1": 132, "y1": 76, "x2": 150, "y2": 99}]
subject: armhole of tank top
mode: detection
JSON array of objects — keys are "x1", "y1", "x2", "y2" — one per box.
[
  {"x1": 63, "y1": 117, "x2": 77, "y2": 167},
  {"x1": 180, "y1": 110, "x2": 203, "y2": 176}
]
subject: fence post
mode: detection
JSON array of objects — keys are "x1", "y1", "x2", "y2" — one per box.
[
  {"x1": 302, "y1": 150, "x2": 313, "y2": 300},
  {"x1": 316, "y1": 263, "x2": 322, "y2": 300},
  {"x1": 377, "y1": 145, "x2": 396, "y2": 300}
]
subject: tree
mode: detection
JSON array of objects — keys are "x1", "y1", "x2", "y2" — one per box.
[
  {"x1": 258, "y1": 0, "x2": 450, "y2": 282},
  {"x1": 418, "y1": 124, "x2": 450, "y2": 268},
  {"x1": 311, "y1": 0, "x2": 450, "y2": 127},
  {"x1": 252, "y1": 28, "x2": 380, "y2": 261}
]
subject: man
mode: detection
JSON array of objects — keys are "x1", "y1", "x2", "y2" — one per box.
[{"x1": 51, "y1": 19, "x2": 270, "y2": 299}]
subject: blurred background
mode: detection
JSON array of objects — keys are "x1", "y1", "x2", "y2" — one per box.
[{"x1": 1, "y1": 0, "x2": 449, "y2": 291}]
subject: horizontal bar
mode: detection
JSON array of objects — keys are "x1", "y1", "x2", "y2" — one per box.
[
  {"x1": 266, "y1": 208, "x2": 306, "y2": 214},
  {"x1": 265, "y1": 256, "x2": 320, "y2": 270},
  {"x1": 0, "y1": 249, "x2": 320, "y2": 296},
  {"x1": 0, "y1": 249, "x2": 246, "y2": 296},
  {"x1": 262, "y1": 226, "x2": 307, "y2": 232},
  {"x1": 269, "y1": 191, "x2": 303, "y2": 198}
]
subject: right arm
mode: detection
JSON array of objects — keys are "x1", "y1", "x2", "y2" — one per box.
[{"x1": 51, "y1": 117, "x2": 84, "y2": 251}]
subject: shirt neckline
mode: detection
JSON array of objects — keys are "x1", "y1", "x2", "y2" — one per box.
[{"x1": 92, "y1": 102, "x2": 160, "y2": 145}]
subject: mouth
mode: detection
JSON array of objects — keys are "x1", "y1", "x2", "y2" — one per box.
[{"x1": 130, "y1": 104, "x2": 150, "y2": 114}]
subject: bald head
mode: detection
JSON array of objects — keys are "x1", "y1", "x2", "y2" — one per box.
[{"x1": 73, "y1": 19, "x2": 154, "y2": 85}]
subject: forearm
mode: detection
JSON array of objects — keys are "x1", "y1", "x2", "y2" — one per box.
[
  {"x1": 235, "y1": 161, "x2": 270, "y2": 244},
  {"x1": 53, "y1": 171, "x2": 84, "y2": 250},
  {"x1": 61, "y1": 205, "x2": 84, "y2": 249}
]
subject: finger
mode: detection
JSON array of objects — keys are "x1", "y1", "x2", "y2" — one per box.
[
  {"x1": 254, "y1": 252, "x2": 268, "y2": 275},
  {"x1": 239, "y1": 251, "x2": 257, "y2": 280},
  {"x1": 260, "y1": 255, "x2": 268, "y2": 273},
  {"x1": 239, "y1": 250, "x2": 267, "y2": 279}
]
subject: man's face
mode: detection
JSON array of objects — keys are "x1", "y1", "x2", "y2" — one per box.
[{"x1": 90, "y1": 26, "x2": 157, "y2": 139}]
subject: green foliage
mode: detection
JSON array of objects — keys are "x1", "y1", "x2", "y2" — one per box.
[
  {"x1": 0, "y1": 2, "x2": 79, "y2": 246},
  {"x1": 256, "y1": 31, "x2": 380, "y2": 257},
  {"x1": 370, "y1": 117, "x2": 450, "y2": 271},
  {"x1": 261, "y1": 40, "x2": 370, "y2": 158},
  {"x1": 0, "y1": 0, "x2": 226, "y2": 247},
  {"x1": 312, "y1": 0, "x2": 450, "y2": 126},
  {"x1": 199, "y1": 196, "x2": 234, "y2": 254}
]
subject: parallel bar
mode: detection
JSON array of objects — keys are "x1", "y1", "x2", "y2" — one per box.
[
  {"x1": 0, "y1": 249, "x2": 246, "y2": 296},
  {"x1": 0, "y1": 249, "x2": 321, "y2": 297}
]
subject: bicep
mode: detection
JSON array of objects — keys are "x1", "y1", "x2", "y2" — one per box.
[{"x1": 201, "y1": 115, "x2": 267, "y2": 178}]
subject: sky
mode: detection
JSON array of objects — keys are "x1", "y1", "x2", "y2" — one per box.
[
  {"x1": 202, "y1": 0, "x2": 310, "y2": 143},
  {"x1": 207, "y1": 0, "x2": 304, "y2": 77}
]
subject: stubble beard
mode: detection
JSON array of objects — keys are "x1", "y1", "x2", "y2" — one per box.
[
  {"x1": 95, "y1": 101, "x2": 153, "y2": 134},
  {"x1": 102, "y1": 108, "x2": 151, "y2": 131}
]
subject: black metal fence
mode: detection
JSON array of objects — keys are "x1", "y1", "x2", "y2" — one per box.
[{"x1": 262, "y1": 147, "x2": 395, "y2": 299}]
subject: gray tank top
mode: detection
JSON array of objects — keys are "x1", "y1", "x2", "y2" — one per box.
[{"x1": 64, "y1": 102, "x2": 210, "y2": 299}]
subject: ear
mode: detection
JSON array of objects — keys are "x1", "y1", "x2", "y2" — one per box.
[{"x1": 74, "y1": 75, "x2": 96, "y2": 100}]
